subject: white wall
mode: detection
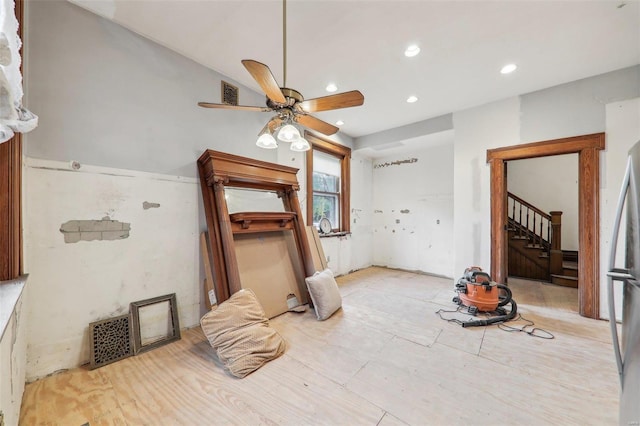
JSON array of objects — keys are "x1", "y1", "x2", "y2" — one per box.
[
  {"x1": 601, "y1": 97, "x2": 640, "y2": 321},
  {"x1": 453, "y1": 97, "x2": 521, "y2": 277},
  {"x1": 507, "y1": 154, "x2": 579, "y2": 251},
  {"x1": 319, "y1": 153, "x2": 374, "y2": 276},
  {"x1": 23, "y1": 159, "x2": 201, "y2": 380},
  {"x1": 371, "y1": 140, "x2": 454, "y2": 277}
]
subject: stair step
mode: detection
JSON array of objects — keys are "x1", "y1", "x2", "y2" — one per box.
[
  {"x1": 526, "y1": 244, "x2": 544, "y2": 249},
  {"x1": 551, "y1": 274, "x2": 578, "y2": 280},
  {"x1": 511, "y1": 236, "x2": 529, "y2": 240},
  {"x1": 550, "y1": 274, "x2": 578, "y2": 288},
  {"x1": 563, "y1": 250, "x2": 579, "y2": 263}
]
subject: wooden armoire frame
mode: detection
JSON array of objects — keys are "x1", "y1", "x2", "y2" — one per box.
[{"x1": 197, "y1": 150, "x2": 316, "y2": 304}]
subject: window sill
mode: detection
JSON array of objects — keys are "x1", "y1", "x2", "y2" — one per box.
[
  {"x1": 319, "y1": 231, "x2": 351, "y2": 238},
  {"x1": 0, "y1": 274, "x2": 27, "y2": 341}
]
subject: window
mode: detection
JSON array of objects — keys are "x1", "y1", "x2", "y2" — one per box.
[{"x1": 305, "y1": 132, "x2": 350, "y2": 234}]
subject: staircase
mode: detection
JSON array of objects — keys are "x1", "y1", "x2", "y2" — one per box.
[
  {"x1": 507, "y1": 192, "x2": 578, "y2": 288},
  {"x1": 551, "y1": 250, "x2": 578, "y2": 288}
]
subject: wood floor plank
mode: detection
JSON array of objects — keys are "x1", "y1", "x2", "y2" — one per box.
[
  {"x1": 20, "y1": 368, "x2": 122, "y2": 425},
  {"x1": 20, "y1": 267, "x2": 619, "y2": 425},
  {"x1": 378, "y1": 412, "x2": 410, "y2": 426}
]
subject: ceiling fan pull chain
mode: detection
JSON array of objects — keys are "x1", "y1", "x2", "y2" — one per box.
[{"x1": 283, "y1": 0, "x2": 287, "y2": 88}]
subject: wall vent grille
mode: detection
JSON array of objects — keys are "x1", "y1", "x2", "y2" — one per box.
[
  {"x1": 222, "y1": 81, "x2": 239, "y2": 106},
  {"x1": 89, "y1": 314, "x2": 132, "y2": 369}
]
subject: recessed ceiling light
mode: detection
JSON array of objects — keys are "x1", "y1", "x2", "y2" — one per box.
[
  {"x1": 404, "y1": 45, "x2": 420, "y2": 57},
  {"x1": 336, "y1": 120, "x2": 345, "y2": 126},
  {"x1": 406, "y1": 95, "x2": 418, "y2": 103},
  {"x1": 325, "y1": 83, "x2": 337, "y2": 92},
  {"x1": 500, "y1": 63, "x2": 517, "y2": 74}
]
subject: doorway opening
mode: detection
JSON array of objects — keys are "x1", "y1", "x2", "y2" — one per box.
[
  {"x1": 487, "y1": 133, "x2": 605, "y2": 319},
  {"x1": 506, "y1": 153, "x2": 579, "y2": 311}
]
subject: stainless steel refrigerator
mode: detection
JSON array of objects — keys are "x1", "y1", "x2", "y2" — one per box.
[{"x1": 608, "y1": 140, "x2": 640, "y2": 426}]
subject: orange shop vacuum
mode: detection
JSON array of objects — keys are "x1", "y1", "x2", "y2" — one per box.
[{"x1": 452, "y1": 266, "x2": 517, "y2": 327}]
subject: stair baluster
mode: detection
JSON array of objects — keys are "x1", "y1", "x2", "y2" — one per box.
[{"x1": 507, "y1": 192, "x2": 556, "y2": 281}]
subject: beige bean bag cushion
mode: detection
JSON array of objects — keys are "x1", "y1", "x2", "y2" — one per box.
[{"x1": 200, "y1": 289, "x2": 286, "y2": 378}]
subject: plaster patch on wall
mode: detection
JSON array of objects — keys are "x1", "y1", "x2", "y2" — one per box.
[
  {"x1": 60, "y1": 218, "x2": 130, "y2": 243},
  {"x1": 373, "y1": 158, "x2": 418, "y2": 169},
  {"x1": 142, "y1": 201, "x2": 160, "y2": 210}
]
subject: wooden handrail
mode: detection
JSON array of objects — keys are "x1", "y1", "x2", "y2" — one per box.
[
  {"x1": 507, "y1": 192, "x2": 553, "y2": 251},
  {"x1": 508, "y1": 192, "x2": 551, "y2": 221}
]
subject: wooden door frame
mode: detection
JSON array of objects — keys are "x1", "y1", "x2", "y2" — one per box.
[
  {"x1": 0, "y1": 0, "x2": 24, "y2": 281},
  {"x1": 486, "y1": 133, "x2": 605, "y2": 319}
]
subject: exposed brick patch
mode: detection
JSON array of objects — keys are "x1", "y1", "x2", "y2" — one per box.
[
  {"x1": 142, "y1": 201, "x2": 160, "y2": 210},
  {"x1": 60, "y1": 218, "x2": 130, "y2": 243}
]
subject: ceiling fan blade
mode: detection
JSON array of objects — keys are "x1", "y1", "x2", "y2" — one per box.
[
  {"x1": 198, "y1": 102, "x2": 271, "y2": 112},
  {"x1": 241, "y1": 59, "x2": 287, "y2": 104},
  {"x1": 296, "y1": 114, "x2": 339, "y2": 136},
  {"x1": 299, "y1": 90, "x2": 364, "y2": 113}
]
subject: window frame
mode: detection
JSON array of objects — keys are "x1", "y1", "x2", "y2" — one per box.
[{"x1": 305, "y1": 132, "x2": 350, "y2": 234}]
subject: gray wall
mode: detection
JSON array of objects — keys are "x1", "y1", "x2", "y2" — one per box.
[
  {"x1": 26, "y1": 0, "x2": 289, "y2": 177},
  {"x1": 520, "y1": 66, "x2": 640, "y2": 143}
]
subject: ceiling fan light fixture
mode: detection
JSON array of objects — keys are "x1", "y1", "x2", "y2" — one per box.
[
  {"x1": 256, "y1": 133, "x2": 278, "y2": 149},
  {"x1": 277, "y1": 123, "x2": 301, "y2": 142},
  {"x1": 290, "y1": 137, "x2": 311, "y2": 152}
]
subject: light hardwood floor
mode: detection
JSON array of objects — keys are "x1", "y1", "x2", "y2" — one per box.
[{"x1": 20, "y1": 267, "x2": 619, "y2": 425}]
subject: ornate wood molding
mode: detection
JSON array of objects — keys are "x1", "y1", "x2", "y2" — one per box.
[{"x1": 197, "y1": 150, "x2": 316, "y2": 305}]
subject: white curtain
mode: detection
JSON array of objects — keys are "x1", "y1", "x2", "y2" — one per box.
[{"x1": 0, "y1": 0, "x2": 37, "y2": 144}]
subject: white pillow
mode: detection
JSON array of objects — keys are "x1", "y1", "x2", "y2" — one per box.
[{"x1": 305, "y1": 268, "x2": 342, "y2": 321}]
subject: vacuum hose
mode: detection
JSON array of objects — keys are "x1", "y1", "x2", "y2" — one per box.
[{"x1": 462, "y1": 284, "x2": 518, "y2": 328}]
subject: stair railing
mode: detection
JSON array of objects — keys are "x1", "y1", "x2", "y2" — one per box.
[
  {"x1": 507, "y1": 192, "x2": 552, "y2": 252},
  {"x1": 507, "y1": 192, "x2": 565, "y2": 279}
]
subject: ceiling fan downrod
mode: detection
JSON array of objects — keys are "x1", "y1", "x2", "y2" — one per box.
[{"x1": 283, "y1": 0, "x2": 287, "y2": 88}]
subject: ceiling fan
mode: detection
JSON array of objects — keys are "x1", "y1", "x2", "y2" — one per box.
[{"x1": 197, "y1": 0, "x2": 364, "y2": 151}]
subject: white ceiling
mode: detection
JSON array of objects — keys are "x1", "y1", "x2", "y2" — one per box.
[{"x1": 69, "y1": 0, "x2": 640, "y2": 139}]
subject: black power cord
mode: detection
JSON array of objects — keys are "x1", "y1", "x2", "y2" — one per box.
[
  {"x1": 497, "y1": 314, "x2": 554, "y2": 339},
  {"x1": 435, "y1": 306, "x2": 554, "y2": 339}
]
